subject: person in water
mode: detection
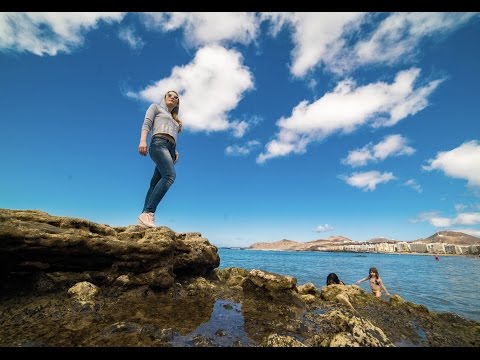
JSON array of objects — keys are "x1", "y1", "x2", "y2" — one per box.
[
  {"x1": 354, "y1": 267, "x2": 390, "y2": 297},
  {"x1": 326, "y1": 273, "x2": 345, "y2": 286}
]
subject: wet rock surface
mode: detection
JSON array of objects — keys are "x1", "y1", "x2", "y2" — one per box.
[{"x1": 1, "y1": 209, "x2": 479, "y2": 347}]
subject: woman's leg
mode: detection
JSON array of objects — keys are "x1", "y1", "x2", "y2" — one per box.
[
  {"x1": 142, "y1": 167, "x2": 161, "y2": 213},
  {"x1": 143, "y1": 140, "x2": 176, "y2": 214}
]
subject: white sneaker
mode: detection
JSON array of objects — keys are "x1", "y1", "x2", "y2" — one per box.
[{"x1": 138, "y1": 212, "x2": 155, "y2": 227}]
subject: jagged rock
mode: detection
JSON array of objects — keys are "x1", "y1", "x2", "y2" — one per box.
[
  {"x1": 0, "y1": 209, "x2": 219, "y2": 291},
  {"x1": 185, "y1": 276, "x2": 216, "y2": 296},
  {"x1": 240, "y1": 269, "x2": 303, "y2": 307},
  {"x1": 320, "y1": 284, "x2": 364, "y2": 301},
  {"x1": 301, "y1": 294, "x2": 317, "y2": 304},
  {"x1": 215, "y1": 267, "x2": 249, "y2": 286},
  {"x1": 297, "y1": 282, "x2": 319, "y2": 296},
  {"x1": 319, "y1": 310, "x2": 394, "y2": 347},
  {"x1": 265, "y1": 334, "x2": 306, "y2": 347},
  {"x1": 67, "y1": 281, "x2": 99, "y2": 306},
  {"x1": 389, "y1": 294, "x2": 406, "y2": 306},
  {"x1": 246, "y1": 269, "x2": 297, "y2": 292},
  {"x1": 1, "y1": 209, "x2": 479, "y2": 347}
]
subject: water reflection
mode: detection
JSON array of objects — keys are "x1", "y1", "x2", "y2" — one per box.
[{"x1": 172, "y1": 300, "x2": 255, "y2": 346}]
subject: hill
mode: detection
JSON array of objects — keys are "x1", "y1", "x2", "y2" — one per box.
[
  {"x1": 412, "y1": 231, "x2": 480, "y2": 245},
  {"x1": 248, "y1": 231, "x2": 480, "y2": 250},
  {"x1": 248, "y1": 235, "x2": 354, "y2": 251}
]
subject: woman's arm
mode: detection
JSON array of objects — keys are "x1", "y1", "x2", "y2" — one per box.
[
  {"x1": 379, "y1": 278, "x2": 390, "y2": 295},
  {"x1": 139, "y1": 104, "x2": 157, "y2": 156},
  {"x1": 354, "y1": 276, "x2": 368, "y2": 285},
  {"x1": 139, "y1": 129, "x2": 149, "y2": 156}
]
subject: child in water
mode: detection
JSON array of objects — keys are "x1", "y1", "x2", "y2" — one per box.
[
  {"x1": 326, "y1": 273, "x2": 345, "y2": 286},
  {"x1": 354, "y1": 267, "x2": 390, "y2": 298}
]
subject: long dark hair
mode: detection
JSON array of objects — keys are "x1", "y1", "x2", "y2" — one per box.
[
  {"x1": 369, "y1": 267, "x2": 380, "y2": 285},
  {"x1": 326, "y1": 273, "x2": 341, "y2": 285}
]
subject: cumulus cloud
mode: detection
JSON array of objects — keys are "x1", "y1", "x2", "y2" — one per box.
[
  {"x1": 423, "y1": 140, "x2": 480, "y2": 187},
  {"x1": 0, "y1": 12, "x2": 124, "y2": 56},
  {"x1": 118, "y1": 26, "x2": 144, "y2": 50},
  {"x1": 340, "y1": 170, "x2": 396, "y2": 191},
  {"x1": 343, "y1": 134, "x2": 415, "y2": 167},
  {"x1": 128, "y1": 45, "x2": 254, "y2": 136},
  {"x1": 349, "y1": 12, "x2": 479, "y2": 70},
  {"x1": 140, "y1": 12, "x2": 260, "y2": 47},
  {"x1": 262, "y1": 12, "x2": 478, "y2": 77},
  {"x1": 314, "y1": 224, "x2": 334, "y2": 233},
  {"x1": 449, "y1": 228, "x2": 480, "y2": 237},
  {"x1": 257, "y1": 68, "x2": 442, "y2": 163},
  {"x1": 415, "y1": 211, "x2": 480, "y2": 228},
  {"x1": 225, "y1": 140, "x2": 261, "y2": 156},
  {"x1": 262, "y1": 12, "x2": 365, "y2": 77},
  {"x1": 404, "y1": 179, "x2": 423, "y2": 193}
]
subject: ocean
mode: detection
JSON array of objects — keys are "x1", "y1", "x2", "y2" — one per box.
[{"x1": 219, "y1": 248, "x2": 480, "y2": 322}]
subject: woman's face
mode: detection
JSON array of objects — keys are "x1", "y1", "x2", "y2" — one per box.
[{"x1": 165, "y1": 92, "x2": 179, "y2": 107}]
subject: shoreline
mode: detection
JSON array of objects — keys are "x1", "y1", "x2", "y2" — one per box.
[{"x1": 231, "y1": 248, "x2": 478, "y2": 257}]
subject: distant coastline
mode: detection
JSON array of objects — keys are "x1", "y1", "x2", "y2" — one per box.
[
  {"x1": 229, "y1": 248, "x2": 478, "y2": 257},
  {"x1": 243, "y1": 231, "x2": 480, "y2": 256}
]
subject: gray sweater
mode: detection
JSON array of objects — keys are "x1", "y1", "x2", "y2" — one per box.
[{"x1": 141, "y1": 97, "x2": 180, "y2": 143}]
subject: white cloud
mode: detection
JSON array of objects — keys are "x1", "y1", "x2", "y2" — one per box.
[
  {"x1": 415, "y1": 210, "x2": 480, "y2": 228},
  {"x1": 430, "y1": 217, "x2": 453, "y2": 227},
  {"x1": 0, "y1": 12, "x2": 124, "y2": 56},
  {"x1": 130, "y1": 45, "x2": 254, "y2": 135},
  {"x1": 351, "y1": 13, "x2": 479, "y2": 69},
  {"x1": 118, "y1": 26, "x2": 144, "y2": 50},
  {"x1": 455, "y1": 212, "x2": 480, "y2": 226},
  {"x1": 340, "y1": 170, "x2": 396, "y2": 191},
  {"x1": 404, "y1": 179, "x2": 423, "y2": 193},
  {"x1": 262, "y1": 13, "x2": 478, "y2": 77},
  {"x1": 454, "y1": 204, "x2": 468, "y2": 212},
  {"x1": 343, "y1": 134, "x2": 415, "y2": 167},
  {"x1": 314, "y1": 224, "x2": 334, "y2": 233},
  {"x1": 423, "y1": 140, "x2": 480, "y2": 187},
  {"x1": 342, "y1": 146, "x2": 374, "y2": 167},
  {"x1": 450, "y1": 228, "x2": 480, "y2": 237},
  {"x1": 140, "y1": 12, "x2": 260, "y2": 47},
  {"x1": 262, "y1": 12, "x2": 365, "y2": 77},
  {"x1": 225, "y1": 140, "x2": 260, "y2": 156},
  {"x1": 257, "y1": 68, "x2": 442, "y2": 163}
]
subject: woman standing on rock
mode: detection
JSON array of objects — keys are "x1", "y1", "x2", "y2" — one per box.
[
  {"x1": 354, "y1": 267, "x2": 390, "y2": 298},
  {"x1": 137, "y1": 90, "x2": 182, "y2": 228}
]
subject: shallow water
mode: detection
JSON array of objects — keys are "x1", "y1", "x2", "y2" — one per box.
[{"x1": 219, "y1": 249, "x2": 480, "y2": 321}]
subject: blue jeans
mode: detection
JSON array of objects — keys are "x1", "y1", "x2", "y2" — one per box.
[{"x1": 142, "y1": 136, "x2": 176, "y2": 213}]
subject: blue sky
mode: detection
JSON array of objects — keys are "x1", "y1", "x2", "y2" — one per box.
[{"x1": 1, "y1": 12, "x2": 480, "y2": 247}]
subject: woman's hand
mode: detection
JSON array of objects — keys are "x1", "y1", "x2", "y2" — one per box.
[
  {"x1": 175, "y1": 151, "x2": 179, "y2": 164},
  {"x1": 139, "y1": 140, "x2": 148, "y2": 156}
]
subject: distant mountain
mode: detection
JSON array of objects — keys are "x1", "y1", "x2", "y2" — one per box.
[
  {"x1": 412, "y1": 231, "x2": 480, "y2": 245},
  {"x1": 248, "y1": 239, "x2": 299, "y2": 250},
  {"x1": 247, "y1": 231, "x2": 480, "y2": 251},
  {"x1": 367, "y1": 237, "x2": 398, "y2": 244},
  {"x1": 248, "y1": 235, "x2": 354, "y2": 251}
]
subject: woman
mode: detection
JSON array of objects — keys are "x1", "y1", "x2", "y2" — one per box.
[
  {"x1": 354, "y1": 267, "x2": 390, "y2": 298},
  {"x1": 137, "y1": 90, "x2": 182, "y2": 228}
]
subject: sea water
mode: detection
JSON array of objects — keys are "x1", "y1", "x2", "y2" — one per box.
[{"x1": 219, "y1": 249, "x2": 480, "y2": 322}]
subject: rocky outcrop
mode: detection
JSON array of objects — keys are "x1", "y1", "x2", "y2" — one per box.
[
  {"x1": 0, "y1": 209, "x2": 479, "y2": 347},
  {"x1": 0, "y1": 209, "x2": 219, "y2": 292}
]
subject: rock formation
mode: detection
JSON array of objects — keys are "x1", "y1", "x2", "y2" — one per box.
[{"x1": 0, "y1": 209, "x2": 479, "y2": 347}]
